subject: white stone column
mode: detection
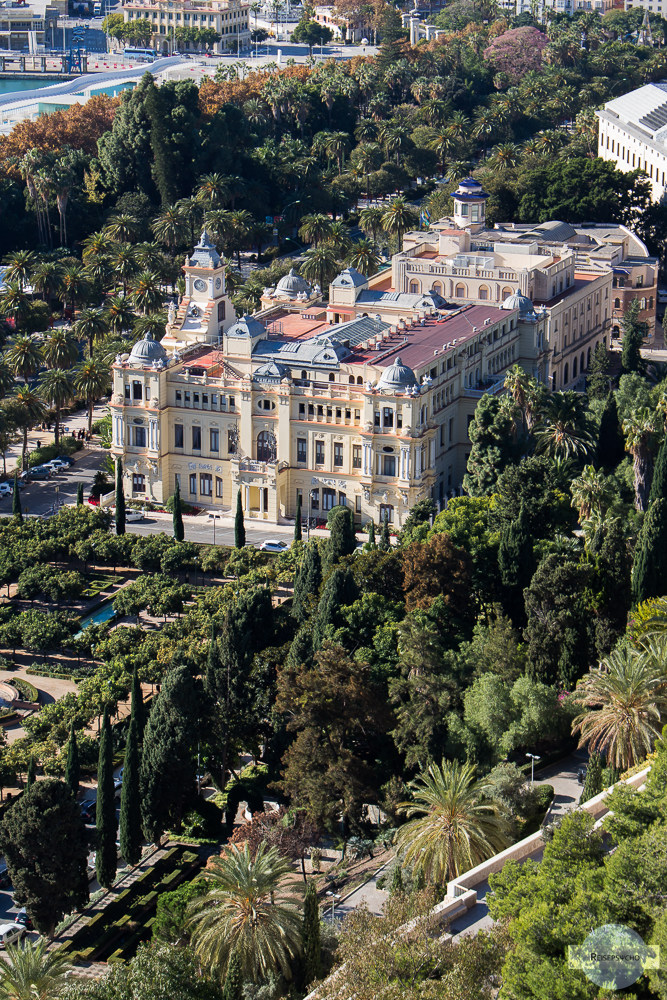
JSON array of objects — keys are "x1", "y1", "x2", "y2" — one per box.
[
  {"x1": 429, "y1": 439, "x2": 435, "y2": 469},
  {"x1": 400, "y1": 447, "x2": 409, "y2": 481},
  {"x1": 363, "y1": 443, "x2": 372, "y2": 476},
  {"x1": 113, "y1": 414, "x2": 123, "y2": 447},
  {"x1": 415, "y1": 447, "x2": 422, "y2": 478}
]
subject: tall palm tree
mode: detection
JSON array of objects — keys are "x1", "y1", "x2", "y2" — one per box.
[
  {"x1": 131, "y1": 272, "x2": 164, "y2": 316},
  {"x1": 504, "y1": 364, "x2": 539, "y2": 433},
  {"x1": 570, "y1": 464, "x2": 614, "y2": 523},
  {"x1": 572, "y1": 642, "x2": 667, "y2": 771},
  {"x1": 103, "y1": 213, "x2": 141, "y2": 243},
  {"x1": 81, "y1": 230, "x2": 114, "y2": 263},
  {"x1": 0, "y1": 283, "x2": 30, "y2": 332},
  {"x1": 623, "y1": 407, "x2": 657, "y2": 512},
  {"x1": 0, "y1": 359, "x2": 14, "y2": 399},
  {"x1": 300, "y1": 245, "x2": 339, "y2": 294},
  {"x1": 325, "y1": 221, "x2": 351, "y2": 257},
  {"x1": 107, "y1": 243, "x2": 138, "y2": 295},
  {"x1": 13, "y1": 385, "x2": 46, "y2": 471},
  {"x1": 5, "y1": 335, "x2": 42, "y2": 382},
  {"x1": 61, "y1": 265, "x2": 89, "y2": 319},
  {"x1": 359, "y1": 206, "x2": 385, "y2": 242},
  {"x1": 74, "y1": 359, "x2": 110, "y2": 435},
  {"x1": 105, "y1": 296, "x2": 135, "y2": 338},
  {"x1": 41, "y1": 328, "x2": 79, "y2": 370},
  {"x1": 3, "y1": 250, "x2": 38, "y2": 290},
  {"x1": 152, "y1": 205, "x2": 190, "y2": 252},
  {"x1": 187, "y1": 842, "x2": 302, "y2": 983},
  {"x1": 30, "y1": 260, "x2": 63, "y2": 305},
  {"x1": 298, "y1": 213, "x2": 333, "y2": 248},
  {"x1": 196, "y1": 172, "x2": 231, "y2": 209},
  {"x1": 381, "y1": 197, "x2": 418, "y2": 253},
  {"x1": 396, "y1": 760, "x2": 509, "y2": 884},
  {"x1": 534, "y1": 392, "x2": 594, "y2": 461},
  {"x1": 0, "y1": 937, "x2": 73, "y2": 1000},
  {"x1": 38, "y1": 367, "x2": 74, "y2": 447},
  {"x1": 346, "y1": 238, "x2": 381, "y2": 276},
  {"x1": 74, "y1": 307, "x2": 108, "y2": 358}
]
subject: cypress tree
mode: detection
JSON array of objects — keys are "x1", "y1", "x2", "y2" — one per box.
[
  {"x1": 172, "y1": 481, "x2": 184, "y2": 541},
  {"x1": 390, "y1": 863, "x2": 404, "y2": 894},
  {"x1": 96, "y1": 709, "x2": 117, "y2": 888},
  {"x1": 367, "y1": 521, "x2": 376, "y2": 548},
  {"x1": 597, "y1": 391, "x2": 625, "y2": 471},
  {"x1": 294, "y1": 493, "x2": 302, "y2": 542},
  {"x1": 301, "y1": 881, "x2": 322, "y2": 986},
  {"x1": 580, "y1": 752, "x2": 602, "y2": 804},
  {"x1": 412, "y1": 867, "x2": 426, "y2": 892},
  {"x1": 26, "y1": 756, "x2": 36, "y2": 790},
  {"x1": 65, "y1": 722, "x2": 79, "y2": 797},
  {"x1": 379, "y1": 515, "x2": 390, "y2": 551},
  {"x1": 621, "y1": 299, "x2": 645, "y2": 374},
  {"x1": 287, "y1": 622, "x2": 313, "y2": 669},
  {"x1": 313, "y1": 566, "x2": 358, "y2": 649},
  {"x1": 586, "y1": 342, "x2": 611, "y2": 401},
  {"x1": 76, "y1": 482, "x2": 84, "y2": 506},
  {"x1": 234, "y1": 490, "x2": 245, "y2": 549},
  {"x1": 12, "y1": 474, "x2": 21, "y2": 522},
  {"x1": 115, "y1": 457, "x2": 126, "y2": 536},
  {"x1": 130, "y1": 667, "x2": 144, "y2": 740},
  {"x1": 119, "y1": 716, "x2": 142, "y2": 866},
  {"x1": 497, "y1": 505, "x2": 534, "y2": 626},
  {"x1": 327, "y1": 505, "x2": 356, "y2": 567},
  {"x1": 292, "y1": 543, "x2": 322, "y2": 622},
  {"x1": 632, "y1": 497, "x2": 667, "y2": 604},
  {"x1": 222, "y1": 949, "x2": 244, "y2": 1000},
  {"x1": 649, "y1": 435, "x2": 667, "y2": 504}
]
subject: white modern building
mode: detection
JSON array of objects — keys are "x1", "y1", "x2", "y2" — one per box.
[{"x1": 597, "y1": 82, "x2": 667, "y2": 202}]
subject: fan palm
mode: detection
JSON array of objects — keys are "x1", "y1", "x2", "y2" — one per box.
[
  {"x1": 381, "y1": 197, "x2": 418, "y2": 253},
  {"x1": 187, "y1": 842, "x2": 302, "y2": 982},
  {"x1": 346, "y1": 238, "x2": 381, "y2": 276},
  {"x1": 41, "y1": 328, "x2": 79, "y2": 370},
  {"x1": 0, "y1": 358, "x2": 14, "y2": 399},
  {"x1": 38, "y1": 367, "x2": 74, "y2": 446},
  {"x1": 504, "y1": 364, "x2": 539, "y2": 432},
  {"x1": 623, "y1": 407, "x2": 658, "y2": 512},
  {"x1": 572, "y1": 642, "x2": 667, "y2": 771},
  {"x1": 570, "y1": 464, "x2": 614, "y2": 523},
  {"x1": 61, "y1": 265, "x2": 89, "y2": 318},
  {"x1": 534, "y1": 392, "x2": 594, "y2": 461},
  {"x1": 13, "y1": 384, "x2": 46, "y2": 471},
  {"x1": 5, "y1": 335, "x2": 42, "y2": 382},
  {"x1": 396, "y1": 760, "x2": 509, "y2": 884},
  {"x1": 0, "y1": 936, "x2": 73, "y2": 1000},
  {"x1": 74, "y1": 359, "x2": 110, "y2": 434},
  {"x1": 75, "y1": 307, "x2": 108, "y2": 358}
]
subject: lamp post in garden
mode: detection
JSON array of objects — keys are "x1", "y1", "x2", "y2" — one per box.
[{"x1": 526, "y1": 752, "x2": 541, "y2": 787}]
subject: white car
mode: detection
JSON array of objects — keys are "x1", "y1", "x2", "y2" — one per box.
[
  {"x1": 259, "y1": 539, "x2": 289, "y2": 553},
  {"x1": 45, "y1": 459, "x2": 70, "y2": 472},
  {"x1": 0, "y1": 923, "x2": 25, "y2": 948},
  {"x1": 0, "y1": 484, "x2": 12, "y2": 498},
  {"x1": 125, "y1": 509, "x2": 145, "y2": 523}
]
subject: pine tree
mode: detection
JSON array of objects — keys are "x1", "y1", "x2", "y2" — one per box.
[
  {"x1": 172, "y1": 481, "x2": 184, "y2": 542},
  {"x1": 621, "y1": 299, "x2": 645, "y2": 374},
  {"x1": 497, "y1": 505, "x2": 534, "y2": 626},
  {"x1": 580, "y1": 751, "x2": 602, "y2": 804},
  {"x1": 234, "y1": 489, "x2": 245, "y2": 549},
  {"x1": 96, "y1": 710, "x2": 117, "y2": 888},
  {"x1": 26, "y1": 756, "x2": 35, "y2": 789},
  {"x1": 586, "y1": 342, "x2": 611, "y2": 401},
  {"x1": 390, "y1": 863, "x2": 404, "y2": 894},
  {"x1": 649, "y1": 435, "x2": 667, "y2": 505},
  {"x1": 597, "y1": 391, "x2": 625, "y2": 471},
  {"x1": 222, "y1": 950, "x2": 244, "y2": 1000},
  {"x1": 367, "y1": 521, "x2": 376, "y2": 548},
  {"x1": 302, "y1": 881, "x2": 322, "y2": 986},
  {"x1": 12, "y1": 474, "x2": 21, "y2": 522},
  {"x1": 327, "y1": 505, "x2": 356, "y2": 567},
  {"x1": 130, "y1": 667, "x2": 144, "y2": 739},
  {"x1": 376, "y1": 3, "x2": 405, "y2": 72},
  {"x1": 115, "y1": 457, "x2": 126, "y2": 536},
  {"x1": 294, "y1": 493, "x2": 302, "y2": 542},
  {"x1": 292, "y1": 542, "x2": 322, "y2": 622},
  {"x1": 65, "y1": 722, "x2": 79, "y2": 797},
  {"x1": 312, "y1": 566, "x2": 358, "y2": 649},
  {"x1": 119, "y1": 716, "x2": 142, "y2": 866},
  {"x1": 76, "y1": 482, "x2": 84, "y2": 506},
  {"x1": 632, "y1": 497, "x2": 667, "y2": 604},
  {"x1": 379, "y1": 515, "x2": 390, "y2": 551}
]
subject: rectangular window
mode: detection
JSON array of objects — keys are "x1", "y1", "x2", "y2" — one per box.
[
  {"x1": 131, "y1": 473, "x2": 145, "y2": 496},
  {"x1": 311, "y1": 488, "x2": 319, "y2": 510},
  {"x1": 202, "y1": 393, "x2": 208, "y2": 407},
  {"x1": 334, "y1": 443, "x2": 343, "y2": 467},
  {"x1": 352, "y1": 445, "x2": 362, "y2": 468},
  {"x1": 397, "y1": 411, "x2": 402, "y2": 429},
  {"x1": 124, "y1": 383, "x2": 130, "y2": 400},
  {"x1": 212, "y1": 394, "x2": 218, "y2": 408},
  {"x1": 193, "y1": 393, "x2": 200, "y2": 405},
  {"x1": 176, "y1": 390, "x2": 182, "y2": 402},
  {"x1": 315, "y1": 440, "x2": 324, "y2": 465},
  {"x1": 322, "y1": 487, "x2": 336, "y2": 510},
  {"x1": 145, "y1": 386, "x2": 150, "y2": 401},
  {"x1": 133, "y1": 381, "x2": 142, "y2": 400},
  {"x1": 185, "y1": 392, "x2": 191, "y2": 405},
  {"x1": 218, "y1": 300, "x2": 226, "y2": 321},
  {"x1": 374, "y1": 411, "x2": 381, "y2": 427},
  {"x1": 299, "y1": 403, "x2": 305, "y2": 416},
  {"x1": 449, "y1": 417, "x2": 454, "y2": 445},
  {"x1": 189, "y1": 473, "x2": 197, "y2": 495},
  {"x1": 200, "y1": 473, "x2": 212, "y2": 497},
  {"x1": 192, "y1": 426, "x2": 201, "y2": 450},
  {"x1": 228, "y1": 429, "x2": 237, "y2": 454},
  {"x1": 174, "y1": 424, "x2": 184, "y2": 448},
  {"x1": 383, "y1": 407, "x2": 394, "y2": 428},
  {"x1": 382, "y1": 455, "x2": 396, "y2": 477},
  {"x1": 355, "y1": 496, "x2": 361, "y2": 513},
  {"x1": 216, "y1": 477, "x2": 223, "y2": 498},
  {"x1": 297, "y1": 437, "x2": 307, "y2": 463},
  {"x1": 132, "y1": 426, "x2": 146, "y2": 448},
  {"x1": 210, "y1": 428, "x2": 219, "y2": 452},
  {"x1": 379, "y1": 503, "x2": 394, "y2": 524},
  {"x1": 229, "y1": 396, "x2": 235, "y2": 409}
]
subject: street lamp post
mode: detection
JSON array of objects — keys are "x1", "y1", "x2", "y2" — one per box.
[
  {"x1": 526, "y1": 752, "x2": 541, "y2": 787},
  {"x1": 325, "y1": 891, "x2": 340, "y2": 920}
]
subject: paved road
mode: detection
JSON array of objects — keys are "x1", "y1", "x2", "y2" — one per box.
[{"x1": 0, "y1": 669, "x2": 79, "y2": 744}]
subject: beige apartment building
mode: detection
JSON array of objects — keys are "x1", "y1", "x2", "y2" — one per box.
[{"x1": 123, "y1": 0, "x2": 249, "y2": 53}]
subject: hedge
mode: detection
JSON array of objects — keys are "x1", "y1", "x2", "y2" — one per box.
[{"x1": 13, "y1": 678, "x2": 38, "y2": 702}]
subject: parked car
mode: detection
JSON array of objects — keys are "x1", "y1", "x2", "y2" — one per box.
[
  {"x1": 0, "y1": 923, "x2": 25, "y2": 948},
  {"x1": 0, "y1": 866, "x2": 11, "y2": 889},
  {"x1": 45, "y1": 458, "x2": 70, "y2": 472},
  {"x1": 80, "y1": 799, "x2": 96, "y2": 823},
  {"x1": 14, "y1": 909, "x2": 33, "y2": 931},
  {"x1": 125, "y1": 508, "x2": 145, "y2": 523},
  {"x1": 55, "y1": 455, "x2": 75, "y2": 466},
  {"x1": 23, "y1": 467, "x2": 53, "y2": 481},
  {"x1": 114, "y1": 778, "x2": 122, "y2": 799},
  {"x1": 0, "y1": 484, "x2": 12, "y2": 498},
  {"x1": 258, "y1": 539, "x2": 289, "y2": 553}
]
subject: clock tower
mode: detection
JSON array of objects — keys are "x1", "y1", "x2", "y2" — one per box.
[{"x1": 161, "y1": 228, "x2": 237, "y2": 350}]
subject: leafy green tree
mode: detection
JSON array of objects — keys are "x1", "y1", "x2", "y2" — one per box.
[
  {"x1": 301, "y1": 881, "x2": 321, "y2": 986},
  {"x1": 172, "y1": 481, "x2": 184, "y2": 542},
  {"x1": 379, "y1": 515, "x2": 391, "y2": 552},
  {"x1": 579, "y1": 751, "x2": 602, "y2": 804},
  {"x1": 0, "y1": 778, "x2": 88, "y2": 936},
  {"x1": 26, "y1": 755, "x2": 35, "y2": 789},
  {"x1": 621, "y1": 297, "x2": 645, "y2": 374},
  {"x1": 587, "y1": 342, "x2": 611, "y2": 400},
  {"x1": 463, "y1": 395, "x2": 517, "y2": 495},
  {"x1": 12, "y1": 474, "x2": 21, "y2": 521},
  {"x1": 596, "y1": 391, "x2": 625, "y2": 471},
  {"x1": 222, "y1": 950, "x2": 244, "y2": 1000},
  {"x1": 292, "y1": 542, "x2": 322, "y2": 622},
  {"x1": 119, "y1": 715, "x2": 142, "y2": 867},
  {"x1": 649, "y1": 433, "x2": 667, "y2": 504},
  {"x1": 294, "y1": 493, "x2": 302, "y2": 542},
  {"x1": 65, "y1": 721, "x2": 79, "y2": 797},
  {"x1": 492, "y1": 456, "x2": 576, "y2": 537},
  {"x1": 312, "y1": 566, "x2": 358, "y2": 649},
  {"x1": 96, "y1": 709, "x2": 117, "y2": 888},
  {"x1": 390, "y1": 863, "x2": 404, "y2": 894},
  {"x1": 376, "y1": 3, "x2": 406, "y2": 72},
  {"x1": 632, "y1": 498, "x2": 667, "y2": 604},
  {"x1": 115, "y1": 457, "x2": 125, "y2": 536},
  {"x1": 234, "y1": 490, "x2": 245, "y2": 549},
  {"x1": 291, "y1": 17, "x2": 333, "y2": 54},
  {"x1": 326, "y1": 505, "x2": 356, "y2": 567},
  {"x1": 140, "y1": 664, "x2": 199, "y2": 842},
  {"x1": 367, "y1": 521, "x2": 376, "y2": 548}
]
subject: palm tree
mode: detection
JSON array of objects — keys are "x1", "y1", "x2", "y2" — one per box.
[
  {"x1": 0, "y1": 283, "x2": 30, "y2": 332},
  {"x1": 105, "y1": 296, "x2": 135, "y2": 337},
  {"x1": 61, "y1": 265, "x2": 89, "y2": 319},
  {"x1": 359, "y1": 206, "x2": 385, "y2": 242},
  {"x1": 13, "y1": 385, "x2": 46, "y2": 471},
  {"x1": 41, "y1": 328, "x2": 79, "y2": 370},
  {"x1": 132, "y1": 312, "x2": 167, "y2": 341},
  {"x1": 572, "y1": 642, "x2": 667, "y2": 771},
  {"x1": 152, "y1": 205, "x2": 190, "y2": 252},
  {"x1": 0, "y1": 359, "x2": 14, "y2": 399},
  {"x1": 38, "y1": 367, "x2": 74, "y2": 446},
  {"x1": 131, "y1": 272, "x2": 164, "y2": 316},
  {"x1": 75, "y1": 307, "x2": 108, "y2": 358},
  {"x1": 623, "y1": 407, "x2": 658, "y2": 512},
  {"x1": 30, "y1": 260, "x2": 63, "y2": 305},
  {"x1": 3, "y1": 250, "x2": 37, "y2": 290},
  {"x1": 107, "y1": 244, "x2": 138, "y2": 295},
  {"x1": 81, "y1": 230, "x2": 114, "y2": 263},
  {"x1": 300, "y1": 245, "x2": 339, "y2": 295},
  {"x1": 504, "y1": 364, "x2": 539, "y2": 433},
  {"x1": 0, "y1": 937, "x2": 73, "y2": 1000},
  {"x1": 325, "y1": 221, "x2": 351, "y2": 257},
  {"x1": 396, "y1": 760, "x2": 509, "y2": 884},
  {"x1": 298, "y1": 213, "x2": 333, "y2": 248},
  {"x1": 346, "y1": 238, "x2": 381, "y2": 276},
  {"x1": 74, "y1": 359, "x2": 110, "y2": 435},
  {"x1": 196, "y1": 172, "x2": 231, "y2": 209},
  {"x1": 534, "y1": 392, "x2": 594, "y2": 461},
  {"x1": 5, "y1": 335, "x2": 42, "y2": 382},
  {"x1": 103, "y1": 213, "x2": 141, "y2": 243},
  {"x1": 570, "y1": 464, "x2": 614, "y2": 523},
  {"x1": 187, "y1": 842, "x2": 302, "y2": 982},
  {"x1": 381, "y1": 197, "x2": 418, "y2": 253}
]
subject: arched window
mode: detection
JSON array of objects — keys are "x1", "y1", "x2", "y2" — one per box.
[
  {"x1": 409, "y1": 281, "x2": 420, "y2": 294},
  {"x1": 552, "y1": 370, "x2": 557, "y2": 390},
  {"x1": 257, "y1": 430, "x2": 275, "y2": 462},
  {"x1": 502, "y1": 286, "x2": 513, "y2": 297},
  {"x1": 357, "y1": 376, "x2": 363, "y2": 385},
  {"x1": 431, "y1": 282, "x2": 443, "y2": 295},
  {"x1": 564, "y1": 363, "x2": 569, "y2": 384},
  {"x1": 640, "y1": 297, "x2": 647, "y2": 310},
  {"x1": 587, "y1": 347, "x2": 591, "y2": 367},
  {"x1": 329, "y1": 373, "x2": 335, "y2": 382},
  {"x1": 573, "y1": 358, "x2": 578, "y2": 378},
  {"x1": 301, "y1": 370, "x2": 308, "y2": 380},
  {"x1": 614, "y1": 298, "x2": 620, "y2": 309},
  {"x1": 349, "y1": 375, "x2": 354, "y2": 384},
  {"x1": 479, "y1": 285, "x2": 489, "y2": 300},
  {"x1": 455, "y1": 283, "x2": 467, "y2": 298},
  {"x1": 580, "y1": 351, "x2": 585, "y2": 372}
]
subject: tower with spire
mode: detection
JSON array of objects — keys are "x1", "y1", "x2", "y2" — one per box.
[{"x1": 637, "y1": 10, "x2": 654, "y2": 46}]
